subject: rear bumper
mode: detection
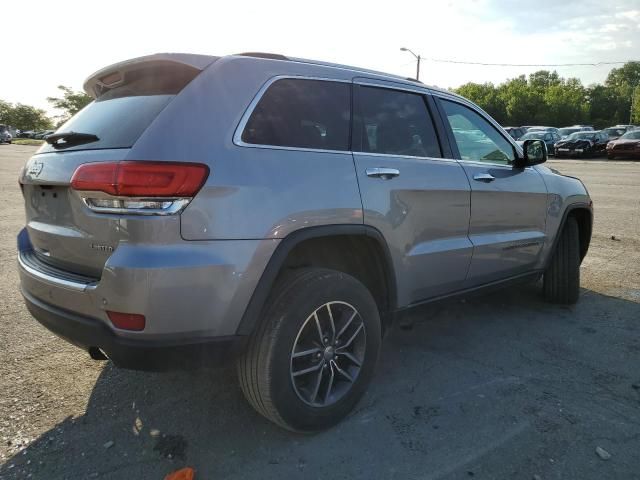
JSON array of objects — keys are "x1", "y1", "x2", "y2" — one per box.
[
  {"x1": 22, "y1": 289, "x2": 246, "y2": 370},
  {"x1": 17, "y1": 227, "x2": 279, "y2": 369},
  {"x1": 17, "y1": 228, "x2": 277, "y2": 337}
]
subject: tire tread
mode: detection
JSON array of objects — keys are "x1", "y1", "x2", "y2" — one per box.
[{"x1": 544, "y1": 216, "x2": 580, "y2": 304}]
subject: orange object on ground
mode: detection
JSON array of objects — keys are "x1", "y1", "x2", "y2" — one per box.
[{"x1": 164, "y1": 467, "x2": 195, "y2": 480}]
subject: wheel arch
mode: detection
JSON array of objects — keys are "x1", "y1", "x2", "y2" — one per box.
[
  {"x1": 547, "y1": 203, "x2": 593, "y2": 267},
  {"x1": 569, "y1": 207, "x2": 592, "y2": 261},
  {"x1": 236, "y1": 225, "x2": 398, "y2": 336}
]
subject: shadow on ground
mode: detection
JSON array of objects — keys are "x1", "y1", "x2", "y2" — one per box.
[{"x1": 2, "y1": 284, "x2": 639, "y2": 480}]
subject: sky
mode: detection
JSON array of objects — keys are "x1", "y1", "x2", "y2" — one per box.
[{"x1": 3, "y1": 0, "x2": 639, "y2": 115}]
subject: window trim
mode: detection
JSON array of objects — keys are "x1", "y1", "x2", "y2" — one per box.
[
  {"x1": 431, "y1": 92, "x2": 526, "y2": 169},
  {"x1": 233, "y1": 75, "x2": 353, "y2": 155}
]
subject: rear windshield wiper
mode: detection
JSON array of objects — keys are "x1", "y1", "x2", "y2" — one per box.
[{"x1": 46, "y1": 131, "x2": 99, "y2": 148}]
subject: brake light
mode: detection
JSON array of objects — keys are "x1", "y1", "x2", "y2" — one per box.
[
  {"x1": 71, "y1": 161, "x2": 209, "y2": 197},
  {"x1": 107, "y1": 311, "x2": 146, "y2": 331},
  {"x1": 70, "y1": 161, "x2": 209, "y2": 215}
]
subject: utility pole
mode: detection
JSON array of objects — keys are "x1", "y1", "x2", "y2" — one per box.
[
  {"x1": 630, "y1": 85, "x2": 638, "y2": 125},
  {"x1": 400, "y1": 47, "x2": 422, "y2": 81}
]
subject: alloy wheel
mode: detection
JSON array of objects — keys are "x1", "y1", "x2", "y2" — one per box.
[{"x1": 289, "y1": 301, "x2": 366, "y2": 407}]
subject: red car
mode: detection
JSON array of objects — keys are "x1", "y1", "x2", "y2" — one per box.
[{"x1": 606, "y1": 130, "x2": 640, "y2": 159}]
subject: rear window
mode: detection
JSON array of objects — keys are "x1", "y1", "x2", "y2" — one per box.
[
  {"x1": 241, "y1": 79, "x2": 351, "y2": 151},
  {"x1": 39, "y1": 65, "x2": 199, "y2": 153}
]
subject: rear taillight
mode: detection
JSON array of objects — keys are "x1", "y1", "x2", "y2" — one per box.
[{"x1": 70, "y1": 161, "x2": 209, "y2": 215}]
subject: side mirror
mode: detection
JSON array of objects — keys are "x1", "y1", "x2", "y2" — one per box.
[{"x1": 515, "y1": 139, "x2": 547, "y2": 167}]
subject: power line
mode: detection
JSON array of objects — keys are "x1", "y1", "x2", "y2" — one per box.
[{"x1": 424, "y1": 58, "x2": 638, "y2": 67}]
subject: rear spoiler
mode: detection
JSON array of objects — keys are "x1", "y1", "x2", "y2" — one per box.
[{"x1": 83, "y1": 53, "x2": 218, "y2": 98}]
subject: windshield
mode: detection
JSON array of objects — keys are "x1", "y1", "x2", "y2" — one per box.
[
  {"x1": 559, "y1": 128, "x2": 580, "y2": 136},
  {"x1": 521, "y1": 132, "x2": 546, "y2": 140},
  {"x1": 605, "y1": 128, "x2": 626, "y2": 137},
  {"x1": 620, "y1": 130, "x2": 640, "y2": 140},
  {"x1": 568, "y1": 132, "x2": 596, "y2": 140}
]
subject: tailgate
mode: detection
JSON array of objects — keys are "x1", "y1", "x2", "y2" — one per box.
[
  {"x1": 19, "y1": 54, "x2": 216, "y2": 277},
  {"x1": 21, "y1": 149, "x2": 130, "y2": 278}
]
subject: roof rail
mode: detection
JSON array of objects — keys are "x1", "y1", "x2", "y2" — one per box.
[
  {"x1": 236, "y1": 52, "x2": 289, "y2": 61},
  {"x1": 405, "y1": 77, "x2": 423, "y2": 84}
]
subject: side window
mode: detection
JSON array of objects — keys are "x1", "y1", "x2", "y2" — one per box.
[
  {"x1": 241, "y1": 78, "x2": 350, "y2": 151},
  {"x1": 440, "y1": 99, "x2": 515, "y2": 164},
  {"x1": 356, "y1": 86, "x2": 441, "y2": 158}
]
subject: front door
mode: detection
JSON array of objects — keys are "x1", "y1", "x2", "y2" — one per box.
[
  {"x1": 435, "y1": 96, "x2": 548, "y2": 286},
  {"x1": 352, "y1": 80, "x2": 473, "y2": 306}
]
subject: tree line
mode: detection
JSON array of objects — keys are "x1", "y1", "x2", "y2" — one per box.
[
  {"x1": 454, "y1": 62, "x2": 640, "y2": 129},
  {"x1": 0, "y1": 86, "x2": 92, "y2": 131},
  {"x1": 2, "y1": 63, "x2": 640, "y2": 131}
]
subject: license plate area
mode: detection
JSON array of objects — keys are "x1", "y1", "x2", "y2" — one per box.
[{"x1": 26, "y1": 185, "x2": 74, "y2": 225}]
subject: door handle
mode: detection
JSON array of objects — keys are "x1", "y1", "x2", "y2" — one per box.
[
  {"x1": 366, "y1": 167, "x2": 400, "y2": 179},
  {"x1": 473, "y1": 173, "x2": 495, "y2": 182}
]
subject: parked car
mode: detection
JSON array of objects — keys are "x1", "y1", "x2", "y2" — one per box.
[
  {"x1": 503, "y1": 126, "x2": 526, "y2": 140},
  {"x1": 606, "y1": 129, "x2": 640, "y2": 159},
  {"x1": 34, "y1": 130, "x2": 55, "y2": 139},
  {"x1": 17, "y1": 52, "x2": 593, "y2": 432},
  {"x1": 558, "y1": 126, "x2": 588, "y2": 139},
  {"x1": 0, "y1": 125, "x2": 12, "y2": 144},
  {"x1": 527, "y1": 126, "x2": 560, "y2": 135},
  {"x1": 17, "y1": 130, "x2": 35, "y2": 138},
  {"x1": 570, "y1": 124, "x2": 594, "y2": 131},
  {"x1": 554, "y1": 131, "x2": 608, "y2": 157},
  {"x1": 603, "y1": 126, "x2": 629, "y2": 141},
  {"x1": 516, "y1": 130, "x2": 560, "y2": 155}
]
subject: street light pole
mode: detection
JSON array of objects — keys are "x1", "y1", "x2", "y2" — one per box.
[
  {"x1": 630, "y1": 84, "x2": 638, "y2": 125},
  {"x1": 400, "y1": 47, "x2": 422, "y2": 81}
]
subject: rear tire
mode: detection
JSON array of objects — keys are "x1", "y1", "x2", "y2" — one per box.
[
  {"x1": 237, "y1": 268, "x2": 381, "y2": 432},
  {"x1": 543, "y1": 216, "x2": 580, "y2": 304}
]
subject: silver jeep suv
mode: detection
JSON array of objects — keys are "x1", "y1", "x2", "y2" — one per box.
[{"x1": 17, "y1": 52, "x2": 592, "y2": 432}]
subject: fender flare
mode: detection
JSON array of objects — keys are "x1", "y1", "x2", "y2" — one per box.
[
  {"x1": 235, "y1": 225, "x2": 397, "y2": 336},
  {"x1": 544, "y1": 202, "x2": 593, "y2": 269}
]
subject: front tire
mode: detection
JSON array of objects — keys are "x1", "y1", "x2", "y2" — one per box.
[
  {"x1": 543, "y1": 216, "x2": 580, "y2": 304},
  {"x1": 237, "y1": 268, "x2": 381, "y2": 432}
]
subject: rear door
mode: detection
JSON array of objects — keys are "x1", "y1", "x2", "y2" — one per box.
[
  {"x1": 434, "y1": 95, "x2": 548, "y2": 286},
  {"x1": 352, "y1": 79, "x2": 472, "y2": 306}
]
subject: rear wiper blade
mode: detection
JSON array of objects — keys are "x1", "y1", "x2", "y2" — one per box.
[{"x1": 46, "y1": 131, "x2": 99, "y2": 148}]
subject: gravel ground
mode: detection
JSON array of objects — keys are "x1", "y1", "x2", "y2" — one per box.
[{"x1": 0, "y1": 145, "x2": 639, "y2": 480}]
